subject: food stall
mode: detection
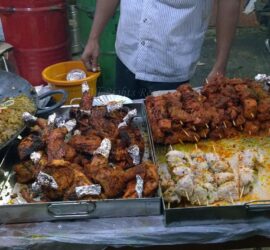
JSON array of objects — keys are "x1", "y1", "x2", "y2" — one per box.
[
  {"x1": 2, "y1": 0, "x2": 270, "y2": 249},
  {"x1": 1, "y1": 68, "x2": 270, "y2": 249}
]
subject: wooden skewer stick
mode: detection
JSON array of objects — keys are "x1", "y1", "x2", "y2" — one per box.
[
  {"x1": 179, "y1": 120, "x2": 184, "y2": 125},
  {"x1": 205, "y1": 78, "x2": 209, "y2": 84},
  {"x1": 192, "y1": 126, "x2": 197, "y2": 131},
  {"x1": 212, "y1": 144, "x2": 217, "y2": 154},
  {"x1": 197, "y1": 197, "x2": 201, "y2": 206},
  {"x1": 250, "y1": 113, "x2": 255, "y2": 119},
  {"x1": 195, "y1": 143, "x2": 198, "y2": 151},
  {"x1": 229, "y1": 193, "x2": 235, "y2": 205},
  {"x1": 179, "y1": 139, "x2": 184, "y2": 145},
  {"x1": 169, "y1": 145, "x2": 173, "y2": 151},
  {"x1": 194, "y1": 135, "x2": 199, "y2": 143},
  {"x1": 168, "y1": 202, "x2": 171, "y2": 209},
  {"x1": 240, "y1": 186, "x2": 245, "y2": 199},
  {"x1": 185, "y1": 190, "x2": 190, "y2": 201},
  {"x1": 232, "y1": 120, "x2": 236, "y2": 127},
  {"x1": 223, "y1": 121, "x2": 227, "y2": 129},
  {"x1": 205, "y1": 123, "x2": 209, "y2": 129},
  {"x1": 182, "y1": 129, "x2": 190, "y2": 137}
]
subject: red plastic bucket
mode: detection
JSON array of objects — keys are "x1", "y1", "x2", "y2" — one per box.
[{"x1": 0, "y1": 0, "x2": 71, "y2": 86}]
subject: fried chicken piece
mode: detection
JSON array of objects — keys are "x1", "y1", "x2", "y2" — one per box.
[
  {"x1": 177, "y1": 84, "x2": 193, "y2": 93},
  {"x1": 167, "y1": 106, "x2": 191, "y2": 123},
  {"x1": 145, "y1": 96, "x2": 165, "y2": 143},
  {"x1": 164, "y1": 129, "x2": 200, "y2": 144},
  {"x1": 163, "y1": 91, "x2": 181, "y2": 105},
  {"x1": 226, "y1": 104, "x2": 241, "y2": 120},
  {"x1": 105, "y1": 107, "x2": 128, "y2": 123},
  {"x1": 87, "y1": 116, "x2": 119, "y2": 140},
  {"x1": 208, "y1": 127, "x2": 225, "y2": 140},
  {"x1": 84, "y1": 154, "x2": 126, "y2": 198},
  {"x1": 158, "y1": 119, "x2": 172, "y2": 132},
  {"x1": 143, "y1": 161, "x2": 159, "y2": 197},
  {"x1": 18, "y1": 134, "x2": 44, "y2": 160},
  {"x1": 42, "y1": 160, "x2": 75, "y2": 201},
  {"x1": 258, "y1": 97, "x2": 270, "y2": 115},
  {"x1": 234, "y1": 83, "x2": 255, "y2": 100},
  {"x1": 223, "y1": 127, "x2": 240, "y2": 138},
  {"x1": 235, "y1": 114, "x2": 246, "y2": 127},
  {"x1": 152, "y1": 96, "x2": 168, "y2": 120},
  {"x1": 110, "y1": 125, "x2": 145, "y2": 168},
  {"x1": 124, "y1": 164, "x2": 146, "y2": 182},
  {"x1": 110, "y1": 146, "x2": 133, "y2": 169},
  {"x1": 123, "y1": 162, "x2": 158, "y2": 199},
  {"x1": 243, "y1": 98, "x2": 257, "y2": 119},
  {"x1": 80, "y1": 84, "x2": 93, "y2": 113},
  {"x1": 197, "y1": 128, "x2": 210, "y2": 139},
  {"x1": 244, "y1": 121, "x2": 260, "y2": 135},
  {"x1": 14, "y1": 160, "x2": 36, "y2": 184},
  {"x1": 150, "y1": 124, "x2": 165, "y2": 143},
  {"x1": 85, "y1": 153, "x2": 147, "y2": 198},
  {"x1": 69, "y1": 135, "x2": 102, "y2": 155},
  {"x1": 259, "y1": 121, "x2": 270, "y2": 135},
  {"x1": 122, "y1": 181, "x2": 138, "y2": 199},
  {"x1": 248, "y1": 82, "x2": 269, "y2": 99},
  {"x1": 15, "y1": 152, "x2": 48, "y2": 184},
  {"x1": 47, "y1": 127, "x2": 76, "y2": 162},
  {"x1": 63, "y1": 169, "x2": 95, "y2": 201},
  {"x1": 206, "y1": 107, "x2": 224, "y2": 128},
  {"x1": 92, "y1": 167, "x2": 126, "y2": 198}
]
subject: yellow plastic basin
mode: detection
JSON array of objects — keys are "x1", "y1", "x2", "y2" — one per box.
[{"x1": 42, "y1": 60, "x2": 100, "y2": 105}]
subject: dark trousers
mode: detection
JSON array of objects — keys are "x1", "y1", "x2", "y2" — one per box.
[{"x1": 115, "y1": 57, "x2": 188, "y2": 99}]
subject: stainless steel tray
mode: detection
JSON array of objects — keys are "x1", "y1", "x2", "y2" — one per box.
[
  {"x1": 0, "y1": 103, "x2": 161, "y2": 224},
  {"x1": 162, "y1": 197, "x2": 270, "y2": 226},
  {"x1": 154, "y1": 144, "x2": 270, "y2": 226},
  {"x1": 145, "y1": 100, "x2": 270, "y2": 226}
]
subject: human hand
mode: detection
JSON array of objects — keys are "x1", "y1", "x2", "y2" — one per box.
[
  {"x1": 206, "y1": 67, "x2": 225, "y2": 83},
  {"x1": 81, "y1": 38, "x2": 100, "y2": 72}
]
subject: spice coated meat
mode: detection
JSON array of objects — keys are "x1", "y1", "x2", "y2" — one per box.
[
  {"x1": 162, "y1": 148, "x2": 264, "y2": 206},
  {"x1": 14, "y1": 84, "x2": 159, "y2": 202},
  {"x1": 146, "y1": 76, "x2": 270, "y2": 144}
]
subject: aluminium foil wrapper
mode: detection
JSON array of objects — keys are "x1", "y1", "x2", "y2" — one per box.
[
  {"x1": 30, "y1": 152, "x2": 42, "y2": 165},
  {"x1": 35, "y1": 171, "x2": 58, "y2": 190},
  {"x1": 135, "y1": 175, "x2": 144, "y2": 198},
  {"x1": 255, "y1": 74, "x2": 270, "y2": 84},
  {"x1": 123, "y1": 109, "x2": 137, "y2": 124},
  {"x1": 73, "y1": 129, "x2": 81, "y2": 136},
  {"x1": 128, "y1": 145, "x2": 141, "y2": 165},
  {"x1": 55, "y1": 117, "x2": 66, "y2": 128},
  {"x1": 22, "y1": 112, "x2": 37, "y2": 124},
  {"x1": 94, "y1": 138, "x2": 112, "y2": 158},
  {"x1": 82, "y1": 82, "x2": 90, "y2": 93},
  {"x1": 75, "y1": 184, "x2": 102, "y2": 198},
  {"x1": 107, "y1": 102, "x2": 123, "y2": 113},
  {"x1": 57, "y1": 119, "x2": 77, "y2": 132},
  {"x1": 118, "y1": 109, "x2": 137, "y2": 128},
  {"x1": 48, "y1": 113, "x2": 56, "y2": 126},
  {"x1": 80, "y1": 109, "x2": 92, "y2": 116}
]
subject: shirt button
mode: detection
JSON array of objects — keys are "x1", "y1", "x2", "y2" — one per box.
[
  {"x1": 141, "y1": 41, "x2": 145, "y2": 46},
  {"x1": 143, "y1": 18, "x2": 148, "y2": 23}
]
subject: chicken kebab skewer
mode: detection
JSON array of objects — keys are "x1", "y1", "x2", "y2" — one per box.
[{"x1": 162, "y1": 148, "x2": 263, "y2": 206}]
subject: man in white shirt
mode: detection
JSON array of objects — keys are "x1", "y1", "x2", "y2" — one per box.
[{"x1": 82, "y1": 0, "x2": 241, "y2": 99}]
